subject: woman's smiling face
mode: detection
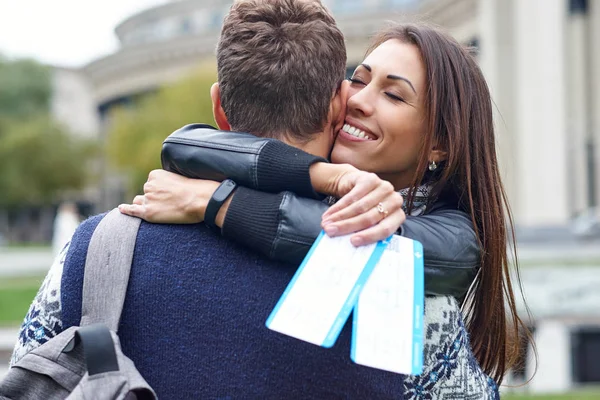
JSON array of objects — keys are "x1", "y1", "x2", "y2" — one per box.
[{"x1": 331, "y1": 39, "x2": 428, "y2": 190}]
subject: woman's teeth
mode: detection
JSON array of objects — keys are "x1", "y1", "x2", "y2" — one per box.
[{"x1": 342, "y1": 124, "x2": 373, "y2": 140}]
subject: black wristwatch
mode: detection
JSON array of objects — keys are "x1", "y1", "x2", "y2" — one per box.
[{"x1": 205, "y1": 179, "x2": 238, "y2": 234}]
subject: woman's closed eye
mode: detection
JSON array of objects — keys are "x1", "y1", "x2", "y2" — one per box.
[
  {"x1": 348, "y1": 77, "x2": 366, "y2": 86},
  {"x1": 385, "y1": 92, "x2": 405, "y2": 103}
]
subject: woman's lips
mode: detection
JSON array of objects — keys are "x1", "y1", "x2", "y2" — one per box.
[
  {"x1": 338, "y1": 127, "x2": 371, "y2": 142},
  {"x1": 338, "y1": 121, "x2": 377, "y2": 142}
]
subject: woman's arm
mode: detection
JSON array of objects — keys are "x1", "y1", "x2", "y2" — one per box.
[
  {"x1": 120, "y1": 170, "x2": 478, "y2": 300},
  {"x1": 220, "y1": 187, "x2": 326, "y2": 264},
  {"x1": 401, "y1": 208, "x2": 479, "y2": 300},
  {"x1": 161, "y1": 123, "x2": 326, "y2": 199},
  {"x1": 162, "y1": 124, "x2": 396, "y2": 209},
  {"x1": 140, "y1": 125, "x2": 480, "y2": 298},
  {"x1": 123, "y1": 164, "x2": 404, "y2": 245},
  {"x1": 221, "y1": 187, "x2": 478, "y2": 300}
]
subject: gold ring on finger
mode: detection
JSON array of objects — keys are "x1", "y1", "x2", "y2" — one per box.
[{"x1": 376, "y1": 202, "x2": 389, "y2": 218}]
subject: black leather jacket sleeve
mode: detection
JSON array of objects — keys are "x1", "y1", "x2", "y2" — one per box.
[
  {"x1": 398, "y1": 206, "x2": 479, "y2": 300},
  {"x1": 161, "y1": 125, "x2": 480, "y2": 300},
  {"x1": 221, "y1": 188, "x2": 325, "y2": 264},
  {"x1": 162, "y1": 123, "x2": 326, "y2": 199},
  {"x1": 223, "y1": 188, "x2": 478, "y2": 300}
]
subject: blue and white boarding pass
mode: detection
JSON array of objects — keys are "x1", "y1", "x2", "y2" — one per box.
[
  {"x1": 351, "y1": 235, "x2": 424, "y2": 375},
  {"x1": 266, "y1": 231, "x2": 387, "y2": 347}
]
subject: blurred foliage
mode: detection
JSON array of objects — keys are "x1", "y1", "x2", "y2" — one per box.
[
  {"x1": 0, "y1": 56, "x2": 98, "y2": 208},
  {"x1": 0, "y1": 275, "x2": 44, "y2": 326},
  {"x1": 107, "y1": 67, "x2": 217, "y2": 195},
  {"x1": 0, "y1": 116, "x2": 98, "y2": 207},
  {"x1": 0, "y1": 56, "x2": 52, "y2": 121}
]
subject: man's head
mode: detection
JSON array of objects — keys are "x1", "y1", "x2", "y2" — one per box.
[{"x1": 211, "y1": 0, "x2": 348, "y2": 154}]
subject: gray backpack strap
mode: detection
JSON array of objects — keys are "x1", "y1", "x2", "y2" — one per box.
[
  {"x1": 0, "y1": 210, "x2": 156, "y2": 400},
  {"x1": 79, "y1": 208, "x2": 142, "y2": 331}
]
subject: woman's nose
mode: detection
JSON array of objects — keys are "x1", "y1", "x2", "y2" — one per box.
[{"x1": 347, "y1": 86, "x2": 375, "y2": 117}]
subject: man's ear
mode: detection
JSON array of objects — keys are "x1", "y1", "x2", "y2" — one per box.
[
  {"x1": 329, "y1": 80, "x2": 349, "y2": 134},
  {"x1": 210, "y1": 82, "x2": 231, "y2": 131}
]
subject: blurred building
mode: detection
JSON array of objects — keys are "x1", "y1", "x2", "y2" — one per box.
[
  {"x1": 51, "y1": 67, "x2": 100, "y2": 139},
  {"x1": 480, "y1": 0, "x2": 600, "y2": 228},
  {"x1": 53, "y1": 0, "x2": 600, "y2": 394},
  {"x1": 479, "y1": 2, "x2": 600, "y2": 391},
  {"x1": 49, "y1": 67, "x2": 102, "y2": 219}
]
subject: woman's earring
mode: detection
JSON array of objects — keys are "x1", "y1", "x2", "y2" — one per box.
[{"x1": 428, "y1": 160, "x2": 437, "y2": 171}]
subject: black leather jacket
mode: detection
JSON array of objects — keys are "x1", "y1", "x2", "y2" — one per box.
[{"x1": 162, "y1": 124, "x2": 480, "y2": 300}]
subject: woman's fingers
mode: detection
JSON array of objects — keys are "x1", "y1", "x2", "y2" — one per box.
[
  {"x1": 321, "y1": 175, "x2": 404, "y2": 245},
  {"x1": 349, "y1": 208, "x2": 406, "y2": 246},
  {"x1": 132, "y1": 195, "x2": 145, "y2": 205},
  {"x1": 323, "y1": 206, "x2": 382, "y2": 237},
  {"x1": 118, "y1": 203, "x2": 146, "y2": 219},
  {"x1": 323, "y1": 186, "x2": 402, "y2": 227},
  {"x1": 322, "y1": 172, "x2": 380, "y2": 219},
  {"x1": 118, "y1": 176, "x2": 221, "y2": 224},
  {"x1": 323, "y1": 199, "x2": 403, "y2": 238}
]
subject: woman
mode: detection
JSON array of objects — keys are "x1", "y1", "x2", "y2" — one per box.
[{"x1": 123, "y1": 23, "x2": 530, "y2": 397}]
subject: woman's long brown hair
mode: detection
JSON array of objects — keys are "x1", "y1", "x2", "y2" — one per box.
[{"x1": 367, "y1": 23, "x2": 533, "y2": 384}]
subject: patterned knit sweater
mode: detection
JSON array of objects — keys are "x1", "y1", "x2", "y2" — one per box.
[
  {"x1": 406, "y1": 297, "x2": 499, "y2": 399},
  {"x1": 12, "y1": 219, "x2": 499, "y2": 399}
]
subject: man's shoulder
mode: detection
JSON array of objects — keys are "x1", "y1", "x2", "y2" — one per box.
[
  {"x1": 66, "y1": 211, "x2": 229, "y2": 250},
  {"x1": 60, "y1": 211, "x2": 221, "y2": 325},
  {"x1": 134, "y1": 219, "x2": 278, "y2": 266},
  {"x1": 65, "y1": 211, "x2": 291, "y2": 290},
  {"x1": 67, "y1": 211, "x2": 204, "y2": 252},
  {"x1": 66, "y1": 211, "x2": 281, "y2": 261},
  {"x1": 77, "y1": 212, "x2": 106, "y2": 232},
  {"x1": 65, "y1": 212, "x2": 107, "y2": 260}
]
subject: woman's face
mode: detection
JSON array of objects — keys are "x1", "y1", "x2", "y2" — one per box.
[{"x1": 331, "y1": 39, "x2": 427, "y2": 190}]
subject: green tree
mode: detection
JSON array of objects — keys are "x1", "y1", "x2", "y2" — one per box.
[
  {"x1": 107, "y1": 67, "x2": 217, "y2": 195},
  {"x1": 0, "y1": 116, "x2": 97, "y2": 207},
  {"x1": 0, "y1": 57, "x2": 97, "y2": 209},
  {"x1": 0, "y1": 56, "x2": 52, "y2": 121}
]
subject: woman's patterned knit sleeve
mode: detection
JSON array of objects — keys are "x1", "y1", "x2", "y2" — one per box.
[{"x1": 9, "y1": 243, "x2": 67, "y2": 366}]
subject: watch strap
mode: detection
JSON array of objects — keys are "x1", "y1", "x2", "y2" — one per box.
[{"x1": 205, "y1": 179, "x2": 238, "y2": 233}]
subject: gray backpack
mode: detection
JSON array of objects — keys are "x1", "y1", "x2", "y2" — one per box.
[{"x1": 0, "y1": 210, "x2": 157, "y2": 399}]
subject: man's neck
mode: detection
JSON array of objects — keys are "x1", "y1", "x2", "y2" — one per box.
[
  {"x1": 227, "y1": 124, "x2": 332, "y2": 159},
  {"x1": 285, "y1": 130, "x2": 331, "y2": 159}
]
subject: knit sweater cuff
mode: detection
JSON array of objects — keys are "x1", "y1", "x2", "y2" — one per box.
[
  {"x1": 222, "y1": 186, "x2": 285, "y2": 258},
  {"x1": 257, "y1": 141, "x2": 327, "y2": 200}
]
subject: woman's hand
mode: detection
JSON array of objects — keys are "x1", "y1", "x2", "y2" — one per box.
[
  {"x1": 118, "y1": 170, "x2": 221, "y2": 224},
  {"x1": 312, "y1": 163, "x2": 405, "y2": 246}
]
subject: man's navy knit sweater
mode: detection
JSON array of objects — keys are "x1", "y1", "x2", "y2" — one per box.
[{"x1": 61, "y1": 214, "x2": 404, "y2": 399}]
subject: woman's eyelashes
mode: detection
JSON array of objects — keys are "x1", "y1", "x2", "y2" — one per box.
[
  {"x1": 385, "y1": 92, "x2": 405, "y2": 103},
  {"x1": 349, "y1": 76, "x2": 405, "y2": 103},
  {"x1": 348, "y1": 77, "x2": 366, "y2": 85}
]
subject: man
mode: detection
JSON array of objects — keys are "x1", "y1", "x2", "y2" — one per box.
[{"x1": 11, "y1": 1, "x2": 405, "y2": 398}]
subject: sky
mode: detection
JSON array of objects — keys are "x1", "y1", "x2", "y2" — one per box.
[{"x1": 0, "y1": 0, "x2": 169, "y2": 67}]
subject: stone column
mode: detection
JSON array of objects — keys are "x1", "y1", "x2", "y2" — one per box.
[
  {"x1": 478, "y1": 0, "x2": 518, "y2": 220},
  {"x1": 590, "y1": 0, "x2": 600, "y2": 211},
  {"x1": 527, "y1": 320, "x2": 572, "y2": 393},
  {"x1": 512, "y1": 0, "x2": 570, "y2": 226},
  {"x1": 566, "y1": 3, "x2": 591, "y2": 216}
]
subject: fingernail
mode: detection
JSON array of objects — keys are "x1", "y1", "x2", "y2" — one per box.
[
  {"x1": 324, "y1": 225, "x2": 338, "y2": 236},
  {"x1": 322, "y1": 218, "x2": 332, "y2": 226},
  {"x1": 351, "y1": 237, "x2": 363, "y2": 247}
]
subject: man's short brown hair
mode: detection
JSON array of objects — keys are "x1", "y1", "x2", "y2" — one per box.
[{"x1": 216, "y1": 0, "x2": 346, "y2": 141}]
